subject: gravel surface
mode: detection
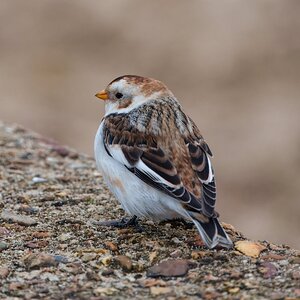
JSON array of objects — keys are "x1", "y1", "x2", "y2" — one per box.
[{"x1": 0, "y1": 121, "x2": 299, "y2": 300}]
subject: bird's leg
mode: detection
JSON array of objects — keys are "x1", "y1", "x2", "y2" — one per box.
[{"x1": 93, "y1": 215, "x2": 143, "y2": 232}]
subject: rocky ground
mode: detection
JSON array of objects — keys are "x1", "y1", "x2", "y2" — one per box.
[{"x1": 0, "y1": 121, "x2": 299, "y2": 300}]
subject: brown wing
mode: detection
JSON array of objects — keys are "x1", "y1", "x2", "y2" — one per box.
[{"x1": 102, "y1": 113, "x2": 216, "y2": 217}]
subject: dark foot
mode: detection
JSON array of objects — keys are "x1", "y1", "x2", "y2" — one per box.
[{"x1": 93, "y1": 215, "x2": 143, "y2": 232}]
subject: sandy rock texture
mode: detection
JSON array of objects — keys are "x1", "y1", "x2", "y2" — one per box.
[{"x1": 0, "y1": 121, "x2": 299, "y2": 300}]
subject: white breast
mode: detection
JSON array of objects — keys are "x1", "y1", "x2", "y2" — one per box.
[{"x1": 94, "y1": 122, "x2": 188, "y2": 221}]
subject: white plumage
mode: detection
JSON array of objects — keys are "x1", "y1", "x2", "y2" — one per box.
[{"x1": 95, "y1": 122, "x2": 189, "y2": 222}]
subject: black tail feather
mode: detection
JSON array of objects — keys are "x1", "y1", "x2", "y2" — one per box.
[{"x1": 190, "y1": 216, "x2": 233, "y2": 249}]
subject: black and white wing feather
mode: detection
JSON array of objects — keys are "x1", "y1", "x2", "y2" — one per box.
[{"x1": 101, "y1": 112, "x2": 232, "y2": 249}]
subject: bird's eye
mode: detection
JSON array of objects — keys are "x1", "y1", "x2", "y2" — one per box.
[{"x1": 115, "y1": 92, "x2": 123, "y2": 99}]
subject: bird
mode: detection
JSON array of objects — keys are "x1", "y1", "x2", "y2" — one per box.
[{"x1": 94, "y1": 75, "x2": 232, "y2": 249}]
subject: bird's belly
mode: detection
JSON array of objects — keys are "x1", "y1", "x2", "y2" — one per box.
[{"x1": 94, "y1": 123, "x2": 186, "y2": 221}]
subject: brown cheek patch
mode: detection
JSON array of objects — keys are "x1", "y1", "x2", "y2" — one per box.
[{"x1": 118, "y1": 99, "x2": 132, "y2": 109}]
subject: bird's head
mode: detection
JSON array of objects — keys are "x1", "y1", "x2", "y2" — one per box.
[{"x1": 95, "y1": 75, "x2": 172, "y2": 115}]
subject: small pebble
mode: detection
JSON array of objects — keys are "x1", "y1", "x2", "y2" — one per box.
[
  {"x1": 105, "y1": 241, "x2": 118, "y2": 251},
  {"x1": 292, "y1": 271, "x2": 300, "y2": 279},
  {"x1": 258, "y1": 262, "x2": 278, "y2": 279},
  {"x1": 32, "y1": 176, "x2": 47, "y2": 184},
  {"x1": 94, "y1": 287, "x2": 117, "y2": 296},
  {"x1": 147, "y1": 259, "x2": 190, "y2": 278},
  {"x1": 82, "y1": 253, "x2": 97, "y2": 262},
  {"x1": 53, "y1": 255, "x2": 69, "y2": 264},
  {"x1": 171, "y1": 237, "x2": 181, "y2": 244},
  {"x1": 114, "y1": 255, "x2": 133, "y2": 271},
  {"x1": 100, "y1": 255, "x2": 112, "y2": 266},
  {"x1": 191, "y1": 251, "x2": 208, "y2": 260},
  {"x1": 0, "y1": 242, "x2": 8, "y2": 251},
  {"x1": 32, "y1": 231, "x2": 51, "y2": 239},
  {"x1": 58, "y1": 233, "x2": 71, "y2": 242},
  {"x1": 0, "y1": 267, "x2": 10, "y2": 279},
  {"x1": 170, "y1": 249, "x2": 182, "y2": 258},
  {"x1": 228, "y1": 287, "x2": 240, "y2": 294},
  {"x1": 40, "y1": 272, "x2": 59, "y2": 282},
  {"x1": 101, "y1": 268, "x2": 115, "y2": 276},
  {"x1": 25, "y1": 242, "x2": 40, "y2": 249},
  {"x1": 235, "y1": 240, "x2": 266, "y2": 258},
  {"x1": 1, "y1": 210, "x2": 37, "y2": 226},
  {"x1": 262, "y1": 254, "x2": 286, "y2": 261},
  {"x1": 23, "y1": 253, "x2": 58, "y2": 270},
  {"x1": 18, "y1": 204, "x2": 39, "y2": 214},
  {"x1": 150, "y1": 286, "x2": 172, "y2": 296},
  {"x1": 278, "y1": 259, "x2": 289, "y2": 266}
]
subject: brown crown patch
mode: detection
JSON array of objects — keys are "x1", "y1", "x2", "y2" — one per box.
[
  {"x1": 109, "y1": 75, "x2": 148, "y2": 86},
  {"x1": 109, "y1": 75, "x2": 168, "y2": 97}
]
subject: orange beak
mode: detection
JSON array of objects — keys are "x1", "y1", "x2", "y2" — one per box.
[{"x1": 95, "y1": 89, "x2": 108, "y2": 101}]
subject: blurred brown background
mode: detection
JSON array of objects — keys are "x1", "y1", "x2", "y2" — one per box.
[{"x1": 1, "y1": 1, "x2": 299, "y2": 248}]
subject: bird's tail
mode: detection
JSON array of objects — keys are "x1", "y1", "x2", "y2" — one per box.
[{"x1": 190, "y1": 216, "x2": 233, "y2": 249}]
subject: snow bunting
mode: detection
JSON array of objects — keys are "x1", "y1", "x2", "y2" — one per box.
[{"x1": 94, "y1": 75, "x2": 232, "y2": 249}]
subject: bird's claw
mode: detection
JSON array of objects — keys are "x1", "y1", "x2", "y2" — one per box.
[{"x1": 93, "y1": 215, "x2": 143, "y2": 232}]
